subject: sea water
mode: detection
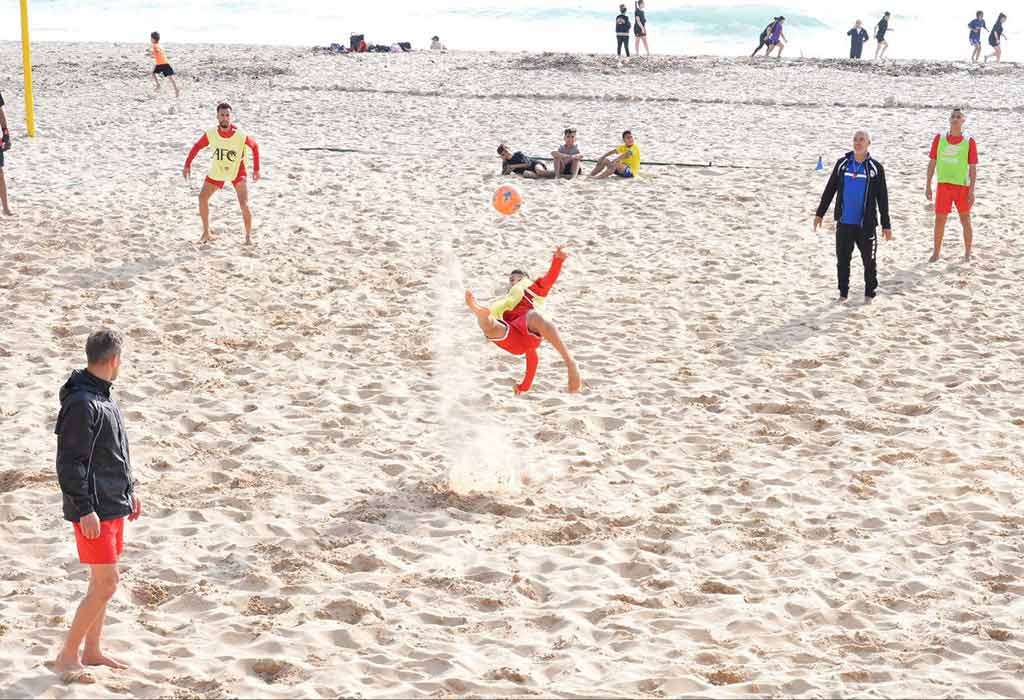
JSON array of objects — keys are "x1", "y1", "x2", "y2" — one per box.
[{"x1": 0, "y1": 1, "x2": 1000, "y2": 62}]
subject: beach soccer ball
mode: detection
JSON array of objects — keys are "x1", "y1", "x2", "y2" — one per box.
[{"x1": 493, "y1": 185, "x2": 522, "y2": 216}]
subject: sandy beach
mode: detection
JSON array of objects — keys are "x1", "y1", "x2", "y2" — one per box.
[{"x1": 1, "y1": 43, "x2": 1023, "y2": 698}]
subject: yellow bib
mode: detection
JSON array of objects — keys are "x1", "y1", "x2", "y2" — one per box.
[{"x1": 206, "y1": 128, "x2": 247, "y2": 182}]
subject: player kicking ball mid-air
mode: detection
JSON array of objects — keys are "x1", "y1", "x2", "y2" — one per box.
[
  {"x1": 183, "y1": 102, "x2": 260, "y2": 244},
  {"x1": 465, "y1": 246, "x2": 582, "y2": 395}
]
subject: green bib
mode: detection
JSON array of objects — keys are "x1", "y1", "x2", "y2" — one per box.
[{"x1": 936, "y1": 134, "x2": 970, "y2": 186}]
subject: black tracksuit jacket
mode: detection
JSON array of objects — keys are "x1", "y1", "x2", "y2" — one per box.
[
  {"x1": 54, "y1": 369, "x2": 135, "y2": 522},
  {"x1": 816, "y1": 151, "x2": 892, "y2": 230}
]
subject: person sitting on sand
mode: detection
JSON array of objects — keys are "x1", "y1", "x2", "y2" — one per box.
[
  {"x1": 146, "y1": 31, "x2": 180, "y2": 98},
  {"x1": 430, "y1": 35, "x2": 446, "y2": 51},
  {"x1": 589, "y1": 130, "x2": 640, "y2": 179},
  {"x1": 766, "y1": 16, "x2": 787, "y2": 57},
  {"x1": 813, "y1": 129, "x2": 892, "y2": 303},
  {"x1": 498, "y1": 144, "x2": 551, "y2": 179},
  {"x1": 53, "y1": 330, "x2": 142, "y2": 679},
  {"x1": 464, "y1": 246, "x2": 582, "y2": 395},
  {"x1": 552, "y1": 128, "x2": 583, "y2": 179},
  {"x1": 183, "y1": 102, "x2": 261, "y2": 245}
]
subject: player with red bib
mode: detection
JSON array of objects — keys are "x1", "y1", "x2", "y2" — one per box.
[{"x1": 465, "y1": 246, "x2": 582, "y2": 394}]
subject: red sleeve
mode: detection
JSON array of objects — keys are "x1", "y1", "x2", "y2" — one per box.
[
  {"x1": 968, "y1": 138, "x2": 978, "y2": 165},
  {"x1": 530, "y1": 255, "x2": 564, "y2": 297},
  {"x1": 517, "y1": 349, "x2": 539, "y2": 394},
  {"x1": 185, "y1": 133, "x2": 209, "y2": 169},
  {"x1": 246, "y1": 136, "x2": 260, "y2": 172},
  {"x1": 928, "y1": 134, "x2": 939, "y2": 160}
]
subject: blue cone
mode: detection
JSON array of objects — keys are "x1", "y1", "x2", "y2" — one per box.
[{"x1": 816, "y1": 155, "x2": 824, "y2": 171}]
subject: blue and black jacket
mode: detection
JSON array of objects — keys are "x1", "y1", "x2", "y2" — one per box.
[{"x1": 816, "y1": 152, "x2": 891, "y2": 230}]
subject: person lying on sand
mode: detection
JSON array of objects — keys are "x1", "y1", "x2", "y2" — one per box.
[
  {"x1": 498, "y1": 144, "x2": 552, "y2": 179},
  {"x1": 589, "y1": 130, "x2": 640, "y2": 179},
  {"x1": 465, "y1": 246, "x2": 582, "y2": 395}
]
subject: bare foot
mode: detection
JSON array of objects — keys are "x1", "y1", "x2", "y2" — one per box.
[
  {"x1": 567, "y1": 362, "x2": 582, "y2": 393},
  {"x1": 244, "y1": 235, "x2": 252, "y2": 246},
  {"x1": 52, "y1": 652, "x2": 84, "y2": 674},
  {"x1": 199, "y1": 231, "x2": 212, "y2": 245},
  {"x1": 838, "y1": 296, "x2": 849, "y2": 304},
  {"x1": 928, "y1": 252, "x2": 940, "y2": 262},
  {"x1": 2, "y1": 208, "x2": 12, "y2": 216},
  {"x1": 464, "y1": 291, "x2": 489, "y2": 320},
  {"x1": 964, "y1": 252, "x2": 972, "y2": 262},
  {"x1": 82, "y1": 651, "x2": 129, "y2": 669}
]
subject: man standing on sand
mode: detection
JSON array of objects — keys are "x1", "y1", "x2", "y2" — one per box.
[
  {"x1": 616, "y1": 4, "x2": 631, "y2": 57},
  {"x1": 814, "y1": 129, "x2": 893, "y2": 303},
  {"x1": 183, "y1": 102, "x2": 261, "y2": 245},
  {"x1": 54, "y1": 330, "x2": 141, "y2": 677},
  {"x1": 0, "y1": 89, "x2": 13, "y2": 216},
  {"x1": 926, "y1": 107, "x2": 978, "y2": 262},
  {"x1": 465, "y1": 246, "x2": 582, "y2": 395},
  {"x1": 968, "y1": 11, "x2": 988, "y2": 63},
  {"x1": 874, "y1": 12, "x2": 893, "y2": 60},
  {"x1": 848, "y1": 20, "x2": 869, "y2": 59}
]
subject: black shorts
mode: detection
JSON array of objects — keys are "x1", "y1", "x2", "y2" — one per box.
[
  {"x1": 634, "y1": 24, "x2": 646, "y2": 36},
  {"x1": 153, "y1": 63, "x2": 175, "y2": 77},
  {"x1": 561, "y1": 161, "x2": 579, "y2": 176}
]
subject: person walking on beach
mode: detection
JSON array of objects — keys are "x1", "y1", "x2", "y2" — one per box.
[
  {"x1": 0, "y1": 90, "x2": 12, "y2": 216},
  {"x1": 616, "y1": 4, "x2": 632, "y2": 57},
  {"x1": 464, "y1": 246, "x2": 582, "y2": 394},
  {"x1": 589, "y1": 130, "x2": 640, "y2": 179},
  {"x1": 751, "y1": 17, "x2": 781, "y2": 57},
  {"x1": 968, "y1": 11, "x2": 989, "y2": 62},
  {"x1": 926, "y1": 107, "x2": 978, "y2": 262},
  {"x1": 984, "y1": 13, "x2": 1007, "y2": 62},
  {"x1": 552, "y1": 128, "x2": 583, "y2": 179},
  {"x1": 183, "y1": 102, "x2": 261, "y2": 245},
  {"x1": 53, "y1": 330, "x2": 142, "y2": 677},
  {"x1": 848, "y1": 20, "x2": 870, "y2": 58},
  {"x1": 146, "y1": 32, "x2": 180, "y2": 98},
  {"x1": 766, "y1": 16, "x2": 787, "y2": 57},
  {"x1": 814, "y1": 129, "x2": 892, "y2": 302},
  {"x1": 634, "y1": 1, "x2": 650, "y2": 56},
  {"x1": 874, "y1": 12, "x2": 893, "y2": 59}
]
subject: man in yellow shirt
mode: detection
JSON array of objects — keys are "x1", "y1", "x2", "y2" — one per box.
[{"x1": 589, "y1": 130, "x2": 640, "y2": 179}]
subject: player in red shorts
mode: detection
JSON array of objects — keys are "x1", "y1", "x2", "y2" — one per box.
[
  {"x1": 183, "y1": 102, "x2": 261, "y2": 244},
  {"x1": 926, "y1": 107, "x2": 978, "y2": 261},
  {"x1": 464, "y1": 246, "x2": 582, "y2": 394}
]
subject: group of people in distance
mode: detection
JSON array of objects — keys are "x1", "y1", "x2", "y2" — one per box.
[
  {"x1": 499, "y1": 129, "x2": 641, "y2": 180},
  {"x1": 615, "y1": 1, "x2": 650, "y2": 57},
  {"x1": 813, "y1": 107, "x2": 978, "y2": 305},
  {"x1": 749, "y1": 11, "x2": 1010, "y2": 62}
]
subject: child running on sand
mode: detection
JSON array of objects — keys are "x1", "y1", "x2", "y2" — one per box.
[
  {"x1": 464, "y1": 246, "x2": 582, "y2": 395},
  {"x1": 147, "y1": 32, "x2": 180, "y2": 98}
]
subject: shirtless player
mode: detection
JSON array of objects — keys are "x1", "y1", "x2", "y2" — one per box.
[{"x1": 465, "y1": 246, "x2": 582, "y2": 394}]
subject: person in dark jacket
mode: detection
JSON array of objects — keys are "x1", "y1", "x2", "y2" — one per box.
[
  {"x1": 813, "y1": 129, "x2": 893, "y2": 302},
  {"x1": 616, "y1": 4, "x2": 631, "y2": 57},
  {"x1": 53, "y1": 329, "x2": 141, "y2": 676},
  {"x1": 848, "y1": 20, "x2": 870, "y2": 58}
]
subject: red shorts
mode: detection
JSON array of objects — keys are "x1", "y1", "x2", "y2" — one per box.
[
  {"x1": 935, "y1": 183, "x2": 971, "y2": 215},
  {"x1": 73, "y1": 517, "x2": 125, "y2": 565},
  {"x1": 492, "y1": 313, "x2": 542, "y2": 356},
  {"x1": 205, "y1": 167, "x2": 246, "y2": 190}
]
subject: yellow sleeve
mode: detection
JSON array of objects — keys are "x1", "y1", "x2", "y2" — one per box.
[{"x1": 489, "y1": 279, "x2": 529, "y2": 319}]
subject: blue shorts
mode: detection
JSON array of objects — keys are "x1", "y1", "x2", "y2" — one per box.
[
  {"x1": 614, "y1": 165, "x2": 634, "y2": 178},
  {"x1": 970, "y1": 36, "x2": 981, "y2": 46}
]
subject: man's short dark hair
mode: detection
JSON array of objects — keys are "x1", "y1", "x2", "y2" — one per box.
[
  {"x1": 497, "y1": 144, "x2": 508, "y2": 155},
  {"x1": 951, "y1": 106, "x2": 965, "y2": 115},
  {"x1": 217, "y1": 102, "x2": 232, "y2": 113},
  {"x1": 86, "y1": 329, "x2": 124, "y2": 365},
  {"x1": 622, "y1": 130, "x2": 632, "y2": 139},
  {"x1": 151, "y1": 31, "x2": 160, "y2": 42},
  {"x1": 509, "y1": 269, "x2": 528, "y2": 279},
  {"x1": 564, "y1": 127, "x2": 576, "y2": 136},
  {"x1": 976, "y1": 10, "x2": 984, "y2": 17}
]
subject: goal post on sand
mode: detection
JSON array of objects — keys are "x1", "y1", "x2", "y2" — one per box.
[{"x1": 20, "y1": 0, "x2": 35, "y2": 137}]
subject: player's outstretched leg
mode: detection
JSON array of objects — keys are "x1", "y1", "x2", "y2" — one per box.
[{"x1": 526, "y1": 311, "x2": 582, "y2": 393}]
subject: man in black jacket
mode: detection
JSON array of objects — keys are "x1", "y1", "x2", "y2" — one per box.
[
  {"x1": 54, "y1": 329, "x2": 141, "y2": 675},
  {"x1": 814, "y1": 129, "x2": 893, "y2": 302}
]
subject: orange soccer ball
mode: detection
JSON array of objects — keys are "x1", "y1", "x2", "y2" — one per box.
[{"x1": 492, "y1": 185, "x2": 522, "y2": 215}]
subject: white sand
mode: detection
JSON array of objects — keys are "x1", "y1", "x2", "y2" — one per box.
[{"x1": 1, "y1": 44, "x2": 1023, "y2": 698}]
